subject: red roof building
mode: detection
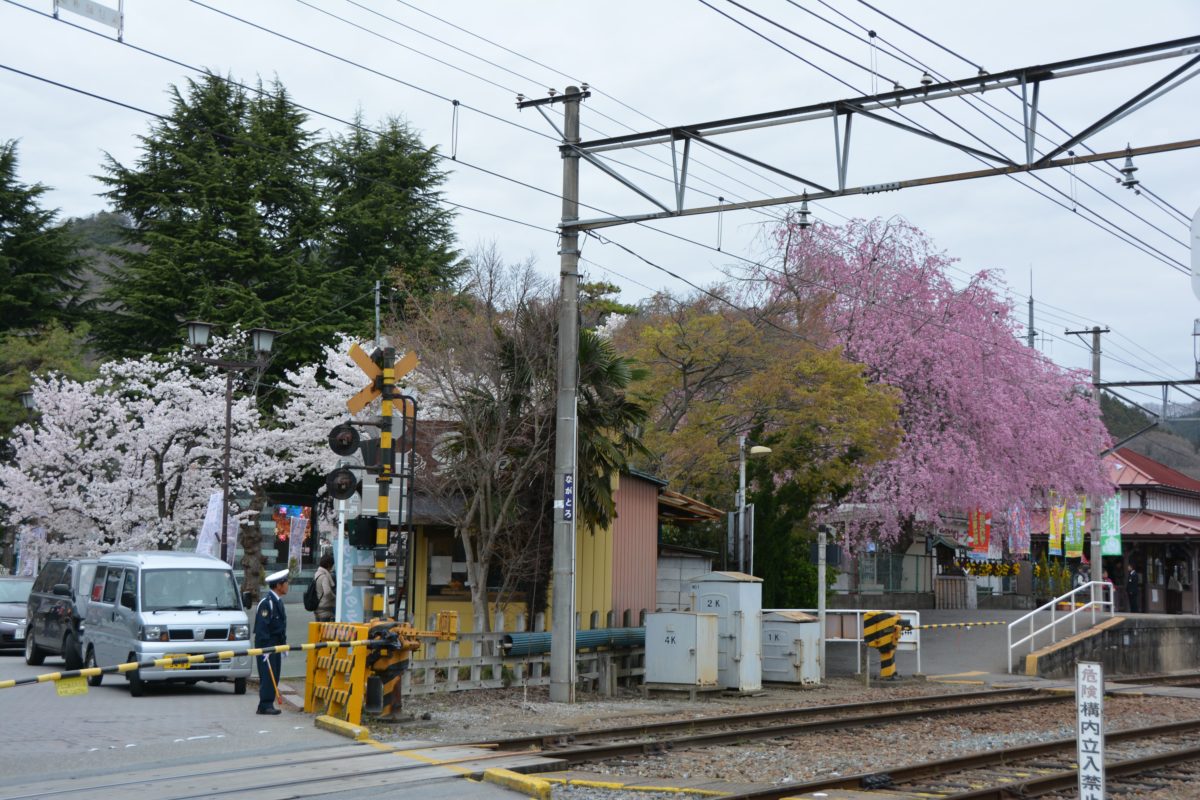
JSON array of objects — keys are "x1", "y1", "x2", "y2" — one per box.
[{"x1": 1096, "y1": 448, "x2": 1197, "y2": 613}]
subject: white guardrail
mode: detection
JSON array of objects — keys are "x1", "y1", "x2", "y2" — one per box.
[
  {"x1": 780, "y1": 608, "x2": 922, "y2": 674},
  {"x1": 1006, "y1": 581, "x2": 1114, "y2": 673}
]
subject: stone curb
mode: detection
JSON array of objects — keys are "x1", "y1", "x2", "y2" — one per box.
[
  {"x1": 314, "y1": 714, "x2": 369, "y2": 741},
  {"x1": 482, "y1": 767, "x2": 552, "y2": 800}
]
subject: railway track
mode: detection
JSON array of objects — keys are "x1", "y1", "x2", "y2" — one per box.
[
  {"x1": 480, "y1": 687, "x2": 1068, "y2": 764},
  {"x1": 714, "y1": 717, "x2": 1200, "y2": 799}
]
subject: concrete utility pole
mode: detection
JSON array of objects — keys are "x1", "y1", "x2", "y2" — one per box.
[
  {"x1": 1067, "y1": 325, "x2": 1109, "y2": 581},
  {"x1": 551, "y1": 87, "x2": 583, "y2": 703}
]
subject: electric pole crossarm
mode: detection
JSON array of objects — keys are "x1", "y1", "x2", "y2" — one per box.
[
  {"x1": 1034, "y1": 53, "x2": 1200, "y2": 165},
  {"x1": 671, "y1": 135, "x2": 692, "y2": 211},
  {"x1": 1021, "y1": 77, "x2": 1041, "y2": 166},
  {"x1": 569, "y1": 138, "x2": 1200, "y2": 232},
  {"x1": 574, "y1": 37, "x2": 1200, "y2": 153},
  {"x1": 841, "y1": 103, "x2": 1016, "y2": 165},
  {"x1": 572, "y1": 147, "x2": 673, "y2": 212},
  {"x1": 681, "y1": 131, "x2": 833, "y2": 193}
]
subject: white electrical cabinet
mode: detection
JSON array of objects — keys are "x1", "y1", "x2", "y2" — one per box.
[
  {"x1": 761, "y1": 610, "x2": 821, "y2": 685},
  {"x1": 688, "y1": 571, "x2": 763, "y2": 692},
  {"x1": 644, "y1": 612, "x2": 719, "y2": 686}
]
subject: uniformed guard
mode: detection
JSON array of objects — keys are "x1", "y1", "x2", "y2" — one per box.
[{"x1": 254, "y1": 569, "x2": 290, "y2": 715}]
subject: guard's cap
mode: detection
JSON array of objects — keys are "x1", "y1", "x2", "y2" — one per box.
[{"x1": 266, "y1": 569, "x2": 290, "y2": 586}]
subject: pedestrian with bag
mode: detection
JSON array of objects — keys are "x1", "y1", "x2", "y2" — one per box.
[
  {"x1": 254, "y1": 569, "x2": 289, "y2": 715},
  {"x1": 311, "y1": 554, "x2": 336, "y2": 622}
]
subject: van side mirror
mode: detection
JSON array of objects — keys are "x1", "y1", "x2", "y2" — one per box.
[
  {"x1": 52, "y1": 584, "x2": 71, "y2": 597},
  {"x1": 241, "y1": 591, "x2": 252, "y2": 610}
]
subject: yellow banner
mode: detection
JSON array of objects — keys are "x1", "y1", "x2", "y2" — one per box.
[{"x1": 1048, "y1": 504, "x2": 1065, "y2": 556}]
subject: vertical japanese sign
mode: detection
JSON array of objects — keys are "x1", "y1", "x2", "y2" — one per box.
[
  {"x1": 562, "y1": 474, "x2": 574, "y2": 522},
  {"x1": 967, "y1": 509, "x2": 990, "y2": 557},
  {"x1": 1076, "y1": 661, "x2": 1105, "y2": 799},
  {"x1": 1065, "y1": 498, "x2": 1086, "y2": 559},
  {"x1": 1100, "y1": 494, "x2": 1122, "y2": 556},
  {"x1": 1048, "y1": 502, "x2": 1065, "y2": 556}
]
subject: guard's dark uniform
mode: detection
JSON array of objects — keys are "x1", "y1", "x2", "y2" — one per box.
[{"x1": 254, "y1": 590, "x2": 287, "y2": 712}]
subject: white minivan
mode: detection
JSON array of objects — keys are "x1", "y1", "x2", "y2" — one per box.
[{"x1": 82, "y1": 552, "x2": 253, "y2": 696}]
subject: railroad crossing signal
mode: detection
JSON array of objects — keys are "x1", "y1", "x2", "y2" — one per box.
[{"x1": 346, "y1": 343, "x2": 418, "y2": 413}]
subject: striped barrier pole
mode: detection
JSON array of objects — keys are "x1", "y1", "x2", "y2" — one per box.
[
  {"x1": 863, "y1": 610, "x2": 901, "y2": 680},
  {"x1": 905, "y1": 621, "x2": 1007, "y2": 630},
  {"x1": 0, "y1": 638, "x2": 383, "y2": 690}
]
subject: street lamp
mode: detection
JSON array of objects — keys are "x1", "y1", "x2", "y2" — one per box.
[
  {"x1": 185, "y1": 321, "x2": 278, "y2": 565},
  {"x1": 17, "y1": 390, "x2": 36, "y2": 414},
  {"x1": 736, "y1": 435, "x2": 772, "y2": 574}
]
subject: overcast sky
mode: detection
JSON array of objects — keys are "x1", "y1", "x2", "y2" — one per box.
[{"x1": 4, "y1": 0, "x2": 1199, "y2": 409}]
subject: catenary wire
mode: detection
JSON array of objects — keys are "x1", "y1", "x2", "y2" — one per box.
[
  {"x1": 695, "y1": 0, "x2": 1189, "y2": 273},
  {"x1": 787, "y1": 0, "x2": 1190, "y2": 248},
  {"x1": 3, "y1": 6, "x2": 1180, "y2": 388},
  {"x1": 848, "y1": 0, "x2": 1192, "y2": 229}
]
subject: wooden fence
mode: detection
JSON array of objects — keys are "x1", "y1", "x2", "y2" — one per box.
[{"x1": 400, "y1": 610, "x2": 646, "y2": 697}]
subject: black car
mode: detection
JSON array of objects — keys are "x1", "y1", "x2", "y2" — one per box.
[{"x1": 25, "y1": 558, "x2": 96, "y2": 669}]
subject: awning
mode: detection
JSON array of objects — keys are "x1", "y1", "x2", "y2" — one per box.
[{"x1": 658, "y1": 489, "x2": 725, "y2": 523}]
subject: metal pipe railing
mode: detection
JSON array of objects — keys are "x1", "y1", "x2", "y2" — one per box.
[{"x1": 1006, "y1": 581, "x2": 1114, "y2": 673}]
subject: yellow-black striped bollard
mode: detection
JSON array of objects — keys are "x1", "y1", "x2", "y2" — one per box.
[{"x1": 863, "y1": 610, "x2": 901, "y2": 680}]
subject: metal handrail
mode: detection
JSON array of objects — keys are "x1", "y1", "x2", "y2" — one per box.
[{"x1": 1006, "y1": 581, "x2": 1115, "y2": 673}]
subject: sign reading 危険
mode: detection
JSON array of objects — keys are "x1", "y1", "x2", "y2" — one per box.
[{"x1": 1076, "y1": 661, "x2": 1105, "y2": 800}]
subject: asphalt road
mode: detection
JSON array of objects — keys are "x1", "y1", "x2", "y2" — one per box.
[{"x1": 0, "y1": 652, "x2": 526, "y2": 799}]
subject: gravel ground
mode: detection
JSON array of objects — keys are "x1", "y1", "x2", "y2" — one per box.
[{"x1": 367, "y1": 680, "x2": 1200, "y2": 798}]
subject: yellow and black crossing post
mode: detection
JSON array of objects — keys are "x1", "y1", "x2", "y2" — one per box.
[
  {"x1": 341, "y1": 343, "x2": 420, "y2": 721},
  {"x1": 863, "y1": 610, "x2": 901, "y2": 680}
]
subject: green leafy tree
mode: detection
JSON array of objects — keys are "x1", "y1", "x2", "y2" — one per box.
[
  {"x1": 398, "y1": 249, "x2": 648, "y2": 627},
  {"x1": 0, "y1": 141, "x2": 87, "y2": 333},
  {"x1": 96, "y1": 74, "x2": 330, "y2": 370},
  {"x1": 323, "y1": 116, "x2": 461, "y2": 313}
]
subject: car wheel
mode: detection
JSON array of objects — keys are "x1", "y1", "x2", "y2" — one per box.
[
  {"x1": 85, "y1": 648, "x2": 103, "y2": 687},
  {"x1": 62, "y1": 633, "x2": 82, "y2": 671},
  {"x1": 233, "y1": 677, "x2": 247, "y2": 695},
  {"x1": 127, "y1": 655, "x2": 145, "y2": 697},
  {"x1": 24, "y1": 633, "x2": 46, "y2": 666}
]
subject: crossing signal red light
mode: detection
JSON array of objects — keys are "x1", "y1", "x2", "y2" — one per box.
[
  {"x1": 328, "y1": 423, "x2": 360, "y2": 457},
  {"x1": 325, "y1": 467, "x2": 359, "y2": 500}
]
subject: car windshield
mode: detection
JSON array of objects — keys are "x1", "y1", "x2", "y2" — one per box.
[
  {"x1": 0, "y1": 579, "x2": 34, "y2": 603},
  {"x1": 142, "y1": 569, "x2": 240, "y2": 611}
]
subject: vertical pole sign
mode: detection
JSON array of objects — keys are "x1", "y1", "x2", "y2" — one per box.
[{"x1": 1076, "y1": 661, "x2": 1105, "y2": 799}]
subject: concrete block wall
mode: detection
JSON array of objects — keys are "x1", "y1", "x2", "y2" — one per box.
[
  {"x1": 656, "y1": 554, "x2": 711, "y2": 611},
  {"x1": 1033, "y1": 617, "x2": 1200, "y2": 679}
]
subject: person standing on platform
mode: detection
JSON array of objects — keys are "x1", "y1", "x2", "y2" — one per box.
[
  {"x1": 314, "y1": 554, "x2": 336, "y2": 622},
  {"x1": 254, "y1": 570, "x2": 289, "y2": 715},
  {"x1": 1125, "y1": 566, "x2": 1142, "y2": 614}
]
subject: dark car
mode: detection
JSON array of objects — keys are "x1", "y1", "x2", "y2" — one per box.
[
  {"x1": 0, "y1": 576, "x2": 34, "y2": 652},
  {"x1": 25, "y1": 558, "x2": 96, "y2": 669}
]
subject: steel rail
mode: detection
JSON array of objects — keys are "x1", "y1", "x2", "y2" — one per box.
[
  {"x1": 715, "y1": 717, "x2": 1200, "y2": 800},
  {"x1": 489, "y1": 692, "x2": 1068, "y2": 764},
  {"x1": 482, "y1": 686, "x2": 1040, "y2": 751}
]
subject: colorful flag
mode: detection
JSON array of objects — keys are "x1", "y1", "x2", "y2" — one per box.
[
  {"x1": 1064, "y1": 499, "x2": 1085, "y2": 559},
  {"x1": 1048, "y1": 502, "x2": 1065, "y2": 556},
  {"x1": 1100, "y1": 494, "x2": 1122, "y2": 556},
  {"x1": 968, "y1": 509, "x2": 991, "y2": 557},
  {"x1": 1007, "y1": 503, "x2": 1031, "y2": 556}
]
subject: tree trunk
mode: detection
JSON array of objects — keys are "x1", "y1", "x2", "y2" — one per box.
[{"x1": 239, "y1": 492, "x2": 269, "y2": 608}]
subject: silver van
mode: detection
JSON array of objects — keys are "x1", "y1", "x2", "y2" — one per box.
[{"x1": 82, "y1": 552, "x2": 252, "y2": 696}]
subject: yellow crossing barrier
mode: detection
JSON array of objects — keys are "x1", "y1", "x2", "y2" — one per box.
[
  {"x1": 0, "y1": 638, "x2": 380, "y2": 691},
  {"x1": 304, "y1": 613, "x2": 458, "y2": 725},
  {"x1": 905, "y1": 620, "x2": 1007, "y2": 630}
]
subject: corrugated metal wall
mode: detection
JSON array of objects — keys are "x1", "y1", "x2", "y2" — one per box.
[{"x1": 610, "y1": 474, "x2": 659, "y2": 622}]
